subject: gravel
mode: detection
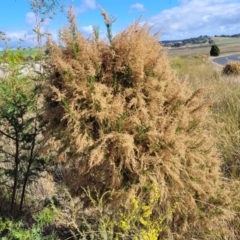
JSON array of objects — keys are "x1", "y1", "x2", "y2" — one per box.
[{"x1": 0, "y1": 63, "x2": 44, "y2": 78}]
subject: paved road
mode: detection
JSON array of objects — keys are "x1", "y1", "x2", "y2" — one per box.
[{"x1": 212, "y1": 54, "x2": 240, "y2": 66}]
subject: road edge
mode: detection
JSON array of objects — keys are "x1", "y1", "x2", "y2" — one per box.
[{"x1": 208, "y1": 52, "x2": 240, "y2": 71}]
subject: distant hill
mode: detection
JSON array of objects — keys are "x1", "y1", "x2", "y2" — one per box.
[
  {"x1": 161, "y1": 33, "x2": 240, "y2": 47},
  {"x1": 214, "y1": 33, "x2": 240, "y2": 38},
  {"x1": 161, "y1": 35, "x2": 210, "y2": 45}
]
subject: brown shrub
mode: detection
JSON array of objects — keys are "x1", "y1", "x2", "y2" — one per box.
[
  {"x1": 43, "y1": 7, "x2": 234, "y2": 239},
  {"x1": 223, "y1": 61, "x2": 240, "y2": 75}
]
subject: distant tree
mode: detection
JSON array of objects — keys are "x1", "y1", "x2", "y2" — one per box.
[
  {"x1": 173, "y1": 42, "x2": 182, "y2": 47},
  {"x1": 208, "y1": 39, "x2": 215, "y2": 45},
  {"x1": 210, "y1": 44, "x2": 220, "y2": 56}
]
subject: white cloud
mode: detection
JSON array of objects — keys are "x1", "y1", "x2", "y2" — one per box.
[
  {"x1": 149, "y1": 0, "x2": 240, "y2": 40},
  {"x1": 26, "y1": 12, "x2": 36, "y2": 25},
  {"x1": 81, "y1": 25, "x2": 93, "y2": 35},
  {"x1": 6, "y1": 30, "x2": 28, "y2": 40},
  {"x1": 0, "y1": 28, "x2": 58, "y2": 49},
  {"x1": 129, "y1": 3, "x2": 145, "y2": 12},
  {"x1": 76, "y1": 0, "x2": 97, "y2": 13},
  {"x1": 0, "y1": 30, "x2": 37, "y2": 49},
  {"x1": 80, "y1": 25, "x2": 109, "y2": 40},
  {"x1": 84, "y1": 0, "x2": 96, "y2": 9},
  {"x1": 25, "y1": 12, "x2": 51, "y2": 27}
]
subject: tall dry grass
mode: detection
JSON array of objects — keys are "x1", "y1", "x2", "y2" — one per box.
[
  {"x1": 171, "y1": 54, "x2": 240, "y2": 237},
  {"x1": 171, "y1": 55, "x2": 240, "y2": 178}
]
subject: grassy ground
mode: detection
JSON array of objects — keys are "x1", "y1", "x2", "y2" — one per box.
[
  {"x1": 170, "y1": 54, "x2": 240, "y2": 178},
  {"x1": 213, "y1": 37, "x2": 240, "y2": 44},
  {"x1": 167, "y1": 37, "x2": 240, "y2": 56},
  {"x1": 0, "y1": 47, "x2": 39, "y2": 56}
]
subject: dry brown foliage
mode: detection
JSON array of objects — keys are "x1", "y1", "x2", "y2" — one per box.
[
  {"x1": 223, "y1": 61, "x2": 240, "y2": 75},
  {"x1": 43, "y1": 8, "x2": 235, "y2": 238}
]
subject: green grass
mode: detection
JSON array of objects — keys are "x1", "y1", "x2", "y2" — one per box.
[
  {"x1": 167, "y1": 37, "x2": 240, "y2": 56},
  {"x1": 213, "y1": 37, "x2": 240, "y2": 45},
  {"x1": 0, "y1": 48, "x2": 39, "y2": 56}
]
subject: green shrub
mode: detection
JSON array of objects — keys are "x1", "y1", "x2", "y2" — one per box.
[
  {"x1": 0, "y1": 208, "x2": 55, "y2": 240},
  {"x1": 33, "y1": 52, "x2": 43, "y2": 61},
  {"x1": 222, "y1": 61, "x2": 240, "y2": 75},
  {"x1": 0, "y1": 46, "x2": 48, "y2": 214},
  {"x1": 210, "y1": 44, "x2": 220, "y2": 56}
]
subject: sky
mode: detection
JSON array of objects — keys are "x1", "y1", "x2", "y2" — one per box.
[{"x1": 0, "y1": 0, "x2": 240, "y2": 48}]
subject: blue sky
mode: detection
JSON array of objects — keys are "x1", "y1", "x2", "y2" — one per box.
[{"x1": 1, "y1": 0, "x2": 240, "y2": 48}]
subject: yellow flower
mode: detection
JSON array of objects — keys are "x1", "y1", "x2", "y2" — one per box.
[
  {"x1": 140, "y1": 228, "x2": 159, "y2": 240},
  {"x1": 141, "y1": 205, "x2": 152, "y2": 218},
  {"x1": 139, "y1": 217, "x2": 148, "y2": 226},
  {"x1": 119, "y1": 220, "x2": 130, "y2": 231},
  {"x1": 131, "y1": 197, "x2": 139, "y2": 209}
]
